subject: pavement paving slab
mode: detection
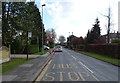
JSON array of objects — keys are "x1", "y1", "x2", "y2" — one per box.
[{"x1": 2, "y1": 53, "x2": 53, "y2": 82}]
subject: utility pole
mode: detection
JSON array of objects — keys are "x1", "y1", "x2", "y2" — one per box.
[
  {"x1": 42, "y1": 4, "x2": 46, "y2": 54},
  {"x1": 69, "y1": 32, "x2": 70, "y2": 48},
  {"x1": 107, "y1": 7, "x2": 111, "y2": 44}
]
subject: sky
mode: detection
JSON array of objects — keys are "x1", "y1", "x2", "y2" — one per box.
[{"x1": 31, "y1": 0, "x2": 119, "y2": 40}]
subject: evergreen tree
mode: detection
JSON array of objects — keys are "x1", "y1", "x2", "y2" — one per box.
[
  {"x1": 86, "y1": 18, "x2": 101, "y2": 44},
  {"x1": 91, "y1": 18, "x2": 101, "y2": 41}
]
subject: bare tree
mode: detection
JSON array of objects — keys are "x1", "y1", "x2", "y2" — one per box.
[
  {"x1": 99, "y1": 6, "x2": 112, "y2": 43},
  {"x1": 46, "y1": 28, "x2": 56, "y2": 47}
]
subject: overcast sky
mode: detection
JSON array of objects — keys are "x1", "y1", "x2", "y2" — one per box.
[{"x1": 34, "y1": 0, "x2": 119, "y2": 40}]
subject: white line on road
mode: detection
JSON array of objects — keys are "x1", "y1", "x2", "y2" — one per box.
[
  {"x1": 71, "y1": 55, "x2": 77, "y2": 60},
  {"x1": 78, "y1": 61, "x2": 94, "y2": 74},
  {"x1": 71, "y1": 54, "x2": 94, "y2": 74}
]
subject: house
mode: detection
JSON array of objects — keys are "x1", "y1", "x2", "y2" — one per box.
[{"x1": 102, "y1": 32, "x2": 120, "y2": 43}]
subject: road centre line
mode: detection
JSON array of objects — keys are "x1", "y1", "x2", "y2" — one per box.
[
  {"x1": 68, "y1": 49, "x2": 100, "y2": 81},
  {"x1": 35, "y1": 60, "x2": 52, "y2": 81},
  {"x1": 70, "y1": 54, "x2": 94, "y2": 74},
  {"x1": 71, "y1": 55, "x2": 77, "y2": 60},
  {"x1": 78, "y1": 61, "x2": 94, "y2": 74}
]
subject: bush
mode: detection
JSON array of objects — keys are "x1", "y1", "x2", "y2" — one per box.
[
  {"x1": 28, "y1": 45, "x2": 39, "y2": 54},
  {"x1": 11, "y1": 39, "x2": 26, "y2": 54},
  {"x1": 87, "y1": 44, "x2": 120, "y2": 59},
  {"x1": 111, "y1": 39, "x2": 120, "y2": 44}
]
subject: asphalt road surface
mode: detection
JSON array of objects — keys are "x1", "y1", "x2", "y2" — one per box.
[{"x1": 36, "y1": 48, "x2": 119, "y2": 81}]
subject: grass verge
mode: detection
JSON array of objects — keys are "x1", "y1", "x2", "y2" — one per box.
[
  {"x1": 0, "y1": 58, "x2": 34, "y2": 74},
  {"x1": 33, "y1": 50, "x2": 48, "y2": 55},
  {"x1": 79, "y1": 51, "x2": 120, "y2": 66}
]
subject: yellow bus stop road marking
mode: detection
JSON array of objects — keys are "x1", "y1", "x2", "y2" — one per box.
[
  {"x1": 35, "y1": 60, "x2": 52, "y2": 81},
  {"x1": 78, "y1": 72, "x2": 85, "y2": 81},
  {"x1": 91, "y1": 74, "x2": 100, "y2": 81}
]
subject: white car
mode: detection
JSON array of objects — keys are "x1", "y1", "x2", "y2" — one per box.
[
  {"x1": 44, "y1": 45, "x2": 50, "y2": 50},
  {"x1": 54, "y1": 45, "x2": 63, "y2": 52}
]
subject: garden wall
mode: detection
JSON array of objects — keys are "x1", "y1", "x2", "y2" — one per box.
[
  {"x1": 88, "y1": 44, "x2": 120, "y2": 59},
  {"x1": 0, "y1": 46, "x2": 10, "y2": 64}
]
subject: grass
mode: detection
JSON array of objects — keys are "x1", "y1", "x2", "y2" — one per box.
[
  {"x1": 33, "y1": 50, "x2": 48, "y2": 55},
  {"x1": 79, "y1": 51, "x2": 120, "y2": 66},
  {"x1": 0, "y1": 58, "x2": 34, "y2": 74}
]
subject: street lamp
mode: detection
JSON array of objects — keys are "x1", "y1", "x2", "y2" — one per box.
[
  {"x1": 42, "y1": 4, "x2": 46, "y2": 54},
  {"x1": 27, "y1": 31, "x2": 32, "y2": 60},
  {"x1": 69, "y1": 32, "x2": 70, "y2": 48}
]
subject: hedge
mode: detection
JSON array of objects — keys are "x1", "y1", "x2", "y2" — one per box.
[
  {"x1": 23, "y1": 45, "x2": 40, "y2": 54},
  {"x1": 28, "y1": 45, "x2": 39, "y2": 54},
  {"x1": 87, "y1": 44, "x2": 120, "y2": 59}
]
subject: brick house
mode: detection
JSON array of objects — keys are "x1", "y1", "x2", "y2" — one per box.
[{"x1": 101, "y1": 32, "x2": 120, "y2": 43}]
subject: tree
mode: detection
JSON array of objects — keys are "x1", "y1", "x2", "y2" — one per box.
[
  {"x1": 91, "y1": 18, "x2": 101, "y2": 42},
  {"x1": 59, "y1": 35, "x2": 66, "y2": 45},
  {"x1": 46, "y1": 28, "x2": 56, "y2": 47},
  {"x1": 67, "y1": 35, "x2": 76, "y2": 48},
  {"x1": 99, "y1": 7, "x2": 113, "y2": 43},
  {"x1": 2, "y1": 2, "x2": 45, "y2": 53},
  {"x1": 85, "y1": 18, "x2": 101, "y2": 44}
]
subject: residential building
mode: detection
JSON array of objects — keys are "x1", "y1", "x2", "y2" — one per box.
[{"x1": 102, "y1": 32, "x2": 120, "y2": 43}]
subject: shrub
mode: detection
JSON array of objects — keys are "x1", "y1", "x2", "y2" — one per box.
[
  {"x1": 111, "y1": 39, "x2": 120, "y2": 44},
  {"x1": 87, "y1": 44, "x2": 119, "y2": 59},
  {"x1": 28, "y1": 45, "x2": 39, "y2": 54}
]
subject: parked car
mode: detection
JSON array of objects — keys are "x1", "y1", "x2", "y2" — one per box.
[
  {"x1": 54, "y1": 45, "x2": 63, "y2": 52},
  {"x1": 44, "y1": 45, "x2": 50, "y2": 50}
]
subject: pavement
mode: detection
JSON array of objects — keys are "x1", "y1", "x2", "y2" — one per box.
[{"x1": 1, "y1": 52, "x2": 54, "y2": 82}]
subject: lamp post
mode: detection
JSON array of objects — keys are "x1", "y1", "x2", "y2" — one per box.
[
  {"x1": 69, "y1": 32, "x2": 70, "y2": 48},
  {"x1": 27, "y1": 31, "x2": 32, "y2": 60},
  {"x1": 42, "y1": 4, "x2": 46, "y2": 54}
]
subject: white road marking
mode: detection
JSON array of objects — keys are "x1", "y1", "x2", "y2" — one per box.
[
  {"x1": 71, "y1": 54, "x2": 93, "y2": 74},
  {"x1": 78, "y1": 61, "x2": 94, "y2": 74},
  {"x1": 71, "y1": 55, "x2": 77, "y2": 60},
  {"x1": 65, "y1": 48, "x2": 100, "y2": 81}
]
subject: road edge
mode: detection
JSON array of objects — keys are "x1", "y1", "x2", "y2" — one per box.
[
  {"x1": 31, "y1": 53, "x2": 54, "y2": 82},
  {"x1": 67, "y1": 48, "x2": 120, "y2": 67}
]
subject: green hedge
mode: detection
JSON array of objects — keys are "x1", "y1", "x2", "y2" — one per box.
[
  {"x1": 111, "y1": 39, "x2": 120, "y2": 43},
  {"x1": 87, "y1": 44, "x2": 120, "y2": 59},
  {"x1": 28, "y1": 45, "x2": 39, "y2": 54}
]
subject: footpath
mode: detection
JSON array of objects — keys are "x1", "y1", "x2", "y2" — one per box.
[{"x1": 1, "y1": 52, "x2": 54, "y2": 82}]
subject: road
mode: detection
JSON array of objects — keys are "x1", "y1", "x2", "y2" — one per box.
[{"x1": 36, "y1": 48, "x2": 119, "y2": 82}]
